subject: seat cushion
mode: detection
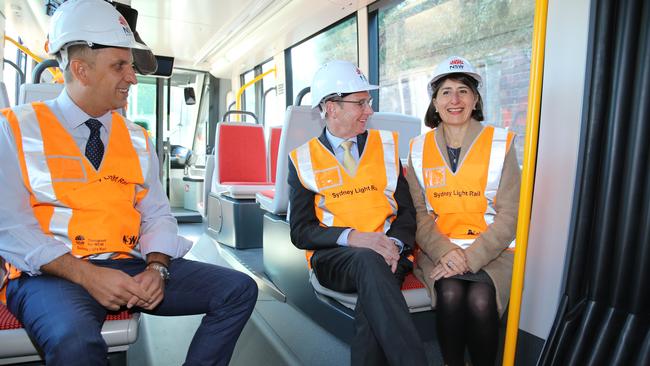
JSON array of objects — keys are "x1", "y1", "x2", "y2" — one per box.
[
  {"x1": 309, "y1": 271, "x2": 432, "y2": 313},
  {"x1": 0, "y1": 304, "x2": 133, "y2": 331}
]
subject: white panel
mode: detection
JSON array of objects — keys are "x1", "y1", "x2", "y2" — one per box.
[
  {"x1": 519, "y1": 0, "x2": 592, "y2": 339},
  {"x1": 357, "y1": 7, "x2": 369, "y2": 76}
]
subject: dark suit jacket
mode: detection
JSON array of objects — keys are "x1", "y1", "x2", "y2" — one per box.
[{"x1": 287, "y1": 128, "x2": 416, "y2": 257}]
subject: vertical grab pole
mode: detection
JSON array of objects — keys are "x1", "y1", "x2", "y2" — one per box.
[
  {"x1": 502, "y1": 0, "x2": 549, "y2": 365},
  {"x1": 234, "y1": 67, "x2": 276, "y2": 121}
]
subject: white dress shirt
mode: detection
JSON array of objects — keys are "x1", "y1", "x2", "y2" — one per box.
[{"x1": 0, "y1": 89, "x2": 191, "y2": 275}]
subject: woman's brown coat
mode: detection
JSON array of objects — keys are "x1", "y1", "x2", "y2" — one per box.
[{"x1": 406, "y1": 120, "x2": 521, "y2": 316}]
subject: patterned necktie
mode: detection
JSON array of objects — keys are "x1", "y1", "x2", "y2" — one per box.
[
  {"x1": 85, "y1": 119, "x2": 104, "y2": 170},
  {"x1": 340, "y1": 141, "x2": 357, "y2": 175}
]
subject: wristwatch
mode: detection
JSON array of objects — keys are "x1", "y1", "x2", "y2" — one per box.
[{"x1": 147, "y1": 262, "x2": 170, "y2": 281}]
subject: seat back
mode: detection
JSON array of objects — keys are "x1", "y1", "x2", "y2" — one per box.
[
  {"x1": 18, "y1": 83, "x2": 64, "y2": 104},
  {"x1": 211, "y1": 122, "x2": 268, "y2": 193},
  {"x1": 366, "y1": 112, "x2": 421, "y2": 159},
  {"x1": 260, "y1": 109, "x2": 420, "y2": 215},
  {"x1": 260, "y1": 106, "x2": 325, "y2": 214},
  {"x1": 268, "y1": 127, "x2": 282, "y2": 183},
  {"x1": 0, "y1": 82, "x2": 10, "y2": 109}
]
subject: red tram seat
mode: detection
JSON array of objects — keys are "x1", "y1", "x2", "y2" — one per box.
[
  {"x1": 211, "y1": 122, "x2": 274, "y2": 198},
  {"x1": 268, "y1": 127, "x2": 282, "y2": 183},
  {"x1": 0, "y1": 303, "x2": 139, "y2": 364}
]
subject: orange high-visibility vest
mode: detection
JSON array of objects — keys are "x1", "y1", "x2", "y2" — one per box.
[
  {"x1": 409, "y1": 125, "x2": 515, "y2": 249},
  {"x1": 290, "y1": 129, "x2": 400, "y2": 264},
  {"x1": 0, "y1": 102, "x2": 150, "y2": 303}
]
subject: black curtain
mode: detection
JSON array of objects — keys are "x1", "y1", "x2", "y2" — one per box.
[{"x1": 539, "y1": 0, "x2": 650, "y2": 365}]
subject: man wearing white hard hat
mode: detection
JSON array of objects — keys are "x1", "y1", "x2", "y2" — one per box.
[
  {"x1": 288, "y1": 60, "x2": 427, "y2": 365},
  {"x1": 0, "y1": 1, "x2": 257, "y2": 365}
]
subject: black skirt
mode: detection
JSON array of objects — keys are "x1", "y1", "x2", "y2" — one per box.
[{"x1": 449, "y1": 269, "x2": 494, "y2": 286}]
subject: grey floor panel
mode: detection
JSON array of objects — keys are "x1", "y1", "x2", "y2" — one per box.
[
  {"x1": 254, "y1": 300, "x2": 350, "y2": 366},
  {"x1": 127, "y1": 224, "x2": 447, "y2": 365}
]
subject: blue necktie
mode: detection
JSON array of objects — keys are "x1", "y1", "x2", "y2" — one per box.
[{"x1": 85, "y1": 119, "x2": 104, "y2": 170}]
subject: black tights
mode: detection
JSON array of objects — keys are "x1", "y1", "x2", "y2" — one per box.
[{"x1": 434, "y1": 278, "x2": 499, "y2": 366}]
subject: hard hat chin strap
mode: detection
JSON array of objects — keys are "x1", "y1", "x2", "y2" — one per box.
[
  {"x1": 58, "y1": 47, "x2": 70, "y2": 71},
  {"x1": 58, "y1": 41, "x2": 95, "y2": 71}
]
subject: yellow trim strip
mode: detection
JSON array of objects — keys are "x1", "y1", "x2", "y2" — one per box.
[
  {"x1": 502, "y1": 0, "x2": 549, "y2": 365},
  {"x1": 234, "y1": 67, "x2": 276, "y2": 121},
  {"x1": 4, "y1": 36, "x2": 63, "y2": 82}
]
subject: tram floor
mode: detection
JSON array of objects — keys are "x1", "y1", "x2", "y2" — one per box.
[{"x1": 125, "y1": 222, "x2": 512, "y2": 366}]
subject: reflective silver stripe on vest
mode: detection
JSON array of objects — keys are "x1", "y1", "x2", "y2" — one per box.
[
  {"x1": 89, "y1": 249, "x2": 143, "y2": 260},
  {"x1": 409, "y1": 133, "x2": 433, "y2": 212},
  {"x1": 14, "y1": 105, "x2": 72, "y2": 246},
  {"x1": 378, "y1": 130, "x2": 399, "y2": 217},
  {"x1": 296, "y1": 143, "x2": 318, "y2": 192},
  {"x1": 126, "y1": 122, "x2": 150, "y2": 182},
  {"x1": 483, "y1": 127, "x2": 507, "y2": 225},
  {"x1": 50, "y1": 206, "x2": 73, "y2": 246},
  {"x1": 484, "y1": 127, "x2": 515, "y2": 249},
  {"x1": 13, "y1": 104, "x2": 57, "y2": 203},
  {"x1": 295, "y1": 143, "x2": 334, "y2": 225}
]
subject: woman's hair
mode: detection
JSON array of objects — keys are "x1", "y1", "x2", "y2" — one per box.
[{"x1": 424, "y1": 73, "x2": 485, "y2": 128}]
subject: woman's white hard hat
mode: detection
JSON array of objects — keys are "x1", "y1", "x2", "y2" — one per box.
[
  {"x1": 310, "y1": 60, "x2": 379, "y2": 108},
  {"x1": 47, "y1": 0, "x2": 150, "y2": 69},
  {"x1": 427, "y1": 56, "x2": 482, "y2": 97}
]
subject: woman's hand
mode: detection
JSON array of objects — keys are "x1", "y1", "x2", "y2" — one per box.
[{"x1": 440, "y1": 248, "x2": 470, "y2": 275}]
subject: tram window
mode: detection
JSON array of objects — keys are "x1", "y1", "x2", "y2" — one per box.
[
  {"x1": 126, "y1": 76, "x2": 157, "y2": 144},
  {"x1": 262, "y1": 60, "x2": 282, "y2": 132},
  {"x1": 192, "y1": 78, "x2": 210, "y2": 167},
  {"x1": 241, "y1": 69, "x2": 257, "y2": 123},
  {"x1": 377, "y1": 0, "x2": 534, "y2": 163},
  {"x1": 168, "y1": 70, "x2": 206, "y2": 155},
  {"x1": 289, "y1": 16, "x2": 358, "y2": 106}
]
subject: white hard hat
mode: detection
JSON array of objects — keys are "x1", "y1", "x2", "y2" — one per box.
[
  {"x1": 310, "y1": 60, "x2": 378, "y2": 108},
  {"x1": 427, "y1": 56, "x2": 482, "y2": 97},
  {"x1": 48, "y1": 0, "x2": 150, "y2": 69}
]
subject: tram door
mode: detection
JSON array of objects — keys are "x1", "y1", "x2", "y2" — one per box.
[{"x1": 126, "y1": 70, "x2": 210, "y2": 222}]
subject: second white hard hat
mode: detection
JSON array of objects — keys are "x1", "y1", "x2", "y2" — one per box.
[
  {"x1": 310, "y1": 60, "x2": 378, "y2": 108},
  {"x1": 427, "y1": 56, "x2": 482, "y2": 97}
]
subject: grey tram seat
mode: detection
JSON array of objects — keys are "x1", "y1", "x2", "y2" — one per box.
[
  {"x1": 18, "y1": 83, "x2": 64, "y2": 104},
  {"x1": 255, "y1": 108, "x2": 421, "y2": 215},
  {"x1": 0, "y1": 82, "x2": 10, "y2": 109},
  {"x1": 0, "y1": 303, "x2": 140, "y2": 365},
  {"x1": 256, "y1": 106, "x2": 325, "y2": 214}
]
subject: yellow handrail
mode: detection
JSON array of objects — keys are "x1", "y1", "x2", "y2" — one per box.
[
  {"x1": 502, "y1": 1, "x2": 548, "y2": 365},
  {"x1": 4, "y1": 36, "x2": 63, "y2": 82},
  {"x1": 234, "y1": 67, "x2": 276, "y2": 121}
]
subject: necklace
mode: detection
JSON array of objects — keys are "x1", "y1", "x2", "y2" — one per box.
[{"x1": 447, "y1": 146, "x2": 461, "y2": 167}]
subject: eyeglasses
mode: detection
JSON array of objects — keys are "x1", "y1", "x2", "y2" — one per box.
[{"x1": 335, "y1": 98, "x2": 373, "y2": 108}]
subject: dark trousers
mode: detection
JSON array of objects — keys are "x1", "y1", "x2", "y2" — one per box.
[
  {"x1": 311, "y1": 247, "x2": 427, "y2": 366},
  {"x1": 7, "y1": 258, "x2": 258, "y2": 366}
]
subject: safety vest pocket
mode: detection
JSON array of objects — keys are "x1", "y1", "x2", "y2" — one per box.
[
  {"x1": 314, "y1": 166, "x2": 343, "y2": 190},
  {"x1": 47, "y1": 155, "x2": 87, "y2": 182},
  {"x1": 423, "y1": 167, "x2": 446, "y2": 188}
]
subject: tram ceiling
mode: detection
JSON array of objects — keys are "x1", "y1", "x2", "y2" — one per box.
[{"x1": 3, "y1": 0, "x2": 374, "y2": 78}]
